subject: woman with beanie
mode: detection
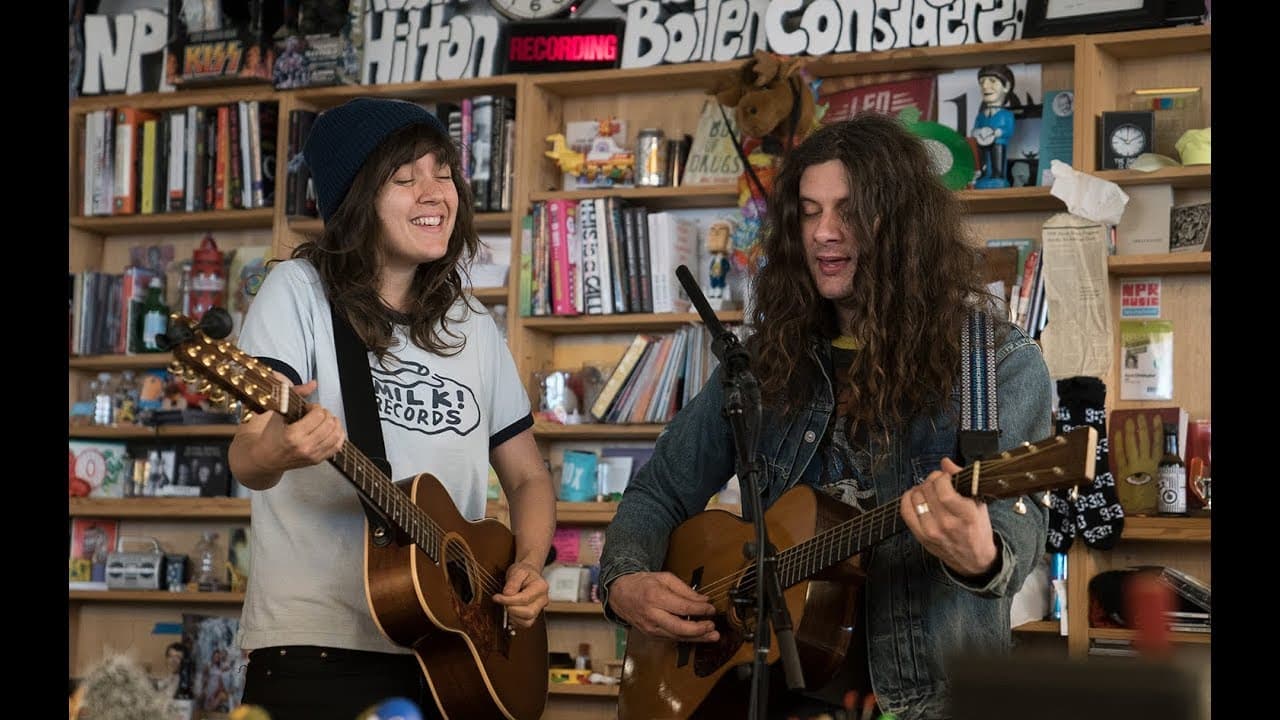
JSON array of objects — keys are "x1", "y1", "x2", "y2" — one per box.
[{"x1": 228, "y1": 97, "x2": 555, "y2": 719}]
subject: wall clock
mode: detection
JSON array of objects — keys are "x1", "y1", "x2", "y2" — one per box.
[
  {"x1": 490, "y1": 0, "x2": 587, "y2": 21},
  {"x1": 1100, "y1": 110, "x2": 1154, "y2": 170}
]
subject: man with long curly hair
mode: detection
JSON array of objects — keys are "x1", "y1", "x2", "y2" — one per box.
[
  {"x1": 228, "y1": 98, "x2": 555, "y2": 719},
  {"x1": 601, "y1": 114, "x2": 1052, "y2": 719}
]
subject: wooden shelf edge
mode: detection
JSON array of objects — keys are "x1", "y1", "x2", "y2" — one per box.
[
  {"x1": 69, "y1": 424, "x2": 238, "y2": 439},
  {"x1": 69, "y1": 354, "x2": 174, "y2": 370},
  {"x1": 69, "y1": 208, "x2": 275, "y2": 234},
  {"x1": 70, "y1": 497, "x2": 250, "y2": 519},
  {"x1": 547, "y1": 683, "x2": 620, "y2": 697},
  {"x1": 546, "y1": 601, "x2": 606, "y2": 615},
  {"x1": 1088, "y1": 627, "x2": 1210, "y2": 645},
  {"x1": 1014, "y1": 620, "x2": 1063, "y2": 635},
  {"x1": 1107, "y1": 252, "x2": 1210, "y2": 276},
  {"x1": 533, "y1": 423, "x2": 665, "y2": 440},
  {"x1": 1116, "y1": 515, "x2": 1211, "y2": 542},
  {"x1": 522, "y1": 310, "x2": 744, "y2": 334},
  {"x1": 69, "y1": 590, "x2": 245, "y2": 603}
]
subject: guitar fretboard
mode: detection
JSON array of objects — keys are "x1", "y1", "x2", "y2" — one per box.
[{"x1": 283, "y1": 390, "x2": 442, "y2": 561}]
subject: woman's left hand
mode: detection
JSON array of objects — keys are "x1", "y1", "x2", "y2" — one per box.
[
  {"x1": 493, "y1": 561, "x2": 550, "y2": 628},
  {"x1": 899, "y1": 457, "x2": 999, "y2": 578}
]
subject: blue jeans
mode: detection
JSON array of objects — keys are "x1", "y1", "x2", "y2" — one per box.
[{"x1": 241, "y1": 646, "x2": 440, "y2": 720}]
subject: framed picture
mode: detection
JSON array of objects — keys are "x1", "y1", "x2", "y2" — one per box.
[{"x1": 1022, "y1": 0, "x2": 1167, "y2": 38}]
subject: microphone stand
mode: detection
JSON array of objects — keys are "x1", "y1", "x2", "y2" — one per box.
[{"x1": 675, "y1": 265, "x2": 804, "y2": 720}]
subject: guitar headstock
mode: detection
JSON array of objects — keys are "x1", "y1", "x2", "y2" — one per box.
[
  {"x1": 958, "y1": 426, "x2": 1098, "y2": 501},
  {"x1": 161, "y1": 310, "x2": 289, "y2": 419}
]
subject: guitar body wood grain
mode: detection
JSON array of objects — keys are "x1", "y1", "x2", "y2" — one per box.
[
  {"x1": 365, "y1": 472, "x2": 548, "y2": 720},
  {"x1": 619, "y1": 485, "x2": 865, "y2": 720}
]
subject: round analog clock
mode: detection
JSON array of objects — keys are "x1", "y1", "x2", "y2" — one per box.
[
  {"x1": 490, "y1": 0, "x2": 585, "y2": 21},
  {"x1": 1109, "y1": 123, "x2": 1148, "y2": 159}
]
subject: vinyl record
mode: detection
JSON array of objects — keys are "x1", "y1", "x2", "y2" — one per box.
[{"x1": 906, "y1": 119, "x2": 976, "y2": 190}]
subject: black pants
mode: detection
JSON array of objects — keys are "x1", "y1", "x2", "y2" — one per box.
[{"x1": 241, "y1": 646, "x2": 443, "y2": 720}]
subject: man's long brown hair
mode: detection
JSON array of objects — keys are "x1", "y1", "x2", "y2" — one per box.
[
  {"x1": 293, "y1": 122, "x2": 479, "y2": 360},
  {"x1": 749, "y1": 114, "x2": 986, "y2": 432}
]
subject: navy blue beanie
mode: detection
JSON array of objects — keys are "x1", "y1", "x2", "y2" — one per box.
[{"x1": 303, "y1": 97, "x2": 448, "y2": 222}]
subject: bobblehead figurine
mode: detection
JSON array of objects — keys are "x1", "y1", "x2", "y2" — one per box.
[
  {"x1": 973, "y1": 64, "x2": 1016, "y2": 189},
  {"x1": 706, "y1": 219, "x2": 735, "y2": 307}
]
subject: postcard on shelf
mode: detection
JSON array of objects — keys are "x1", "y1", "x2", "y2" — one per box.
[
  {"x1": 1170, "y1": 202, "x2": 1211, "y2": 253},
  {"x1": 1038, "y1": 90, "x2": 1074, "y2": 185},
  {"x1": 820, "y1": 74, "x2": 936, "y2": 125},
  {"x1": 682, "y1": 99, "x2": 743, "y2": 186},
  {"x1": 1120, "y1": 319, "x2": 1174, "y2": 401},
  {"x1": 69, "y1": 440, "x2": 129, "y2": 498},
  {"x1": 1119, "y1": 277, "x2": 1162, "y2": 319},
  {"x1": 1115, "y1": 184, "x2": 1173, "y2": 255},
  {"x1": 69, "y1": 517, "x2": 120, "y2": 586}
]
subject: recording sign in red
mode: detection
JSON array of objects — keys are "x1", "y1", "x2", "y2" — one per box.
[{"x1": 502, "y1": 19, "x2": 624, "y2": 73}]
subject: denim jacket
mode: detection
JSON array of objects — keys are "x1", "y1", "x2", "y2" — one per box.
[{"x1": 599, "y1": 322, "x2": 1052, "y2": 720}]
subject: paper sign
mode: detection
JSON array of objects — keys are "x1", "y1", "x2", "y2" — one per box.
[{"x1": 1120, "y1": 277, "x2": 1162, "y2": 318}]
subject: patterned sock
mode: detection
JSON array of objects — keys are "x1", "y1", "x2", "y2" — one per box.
[
  {"x1": 1045, "y1": 485, "x2": 1077, "y2": 553},
  {"x1": 1055, "y1": 376, "x2": 1124, "y2": 550}
]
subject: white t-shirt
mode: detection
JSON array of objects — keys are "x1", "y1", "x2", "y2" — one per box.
[{"x1": 236, "y1": 259, "x2": 531, "y2": 653}]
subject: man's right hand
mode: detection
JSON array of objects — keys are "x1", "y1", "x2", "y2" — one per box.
[{"x1": 607, "y1": 572, "x2": 720, "y2": 643}]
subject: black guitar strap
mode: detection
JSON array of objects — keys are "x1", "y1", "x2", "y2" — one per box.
[{"x1": 329, "y1": 304, "x2": 396, "y2": 547}]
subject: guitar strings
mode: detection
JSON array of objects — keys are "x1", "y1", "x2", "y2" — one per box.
[{"x1": 691, "y1": 461, "x2": 1045, "y2": 607}]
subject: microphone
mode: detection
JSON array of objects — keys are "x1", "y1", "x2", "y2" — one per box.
[{"x1": 675, "y1": 265, "x2": 747, "y2": 375}]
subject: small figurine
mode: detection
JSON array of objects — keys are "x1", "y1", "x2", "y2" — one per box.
[
  {"x1": 706, "y1": 219, "x2": 736, "y2": 306},
  {"x1": 545, "y1": 118, "x2": 636, "y2": 187},
  {"x1": 972, "y1": 64, "x2": 1016, "y2": 189}
]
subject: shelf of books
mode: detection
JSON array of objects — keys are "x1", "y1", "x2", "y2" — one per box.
[
  {"x1": 70, "y1": 497, "x2": 250, "y2": 519},
  {"x1": 1107, "y1": 252, "x2": 1210, "y2": 276},
  {"x1": 69, "y1": 590, "x2": 245, "y2": 604},
  {"x1": 529, "y1": 185, "x2": 738, "y2": 210}
]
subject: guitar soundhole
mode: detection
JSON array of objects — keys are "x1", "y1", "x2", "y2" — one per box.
[{"x1": 446, "y1": 559, "x2": 475, "y2": 604}]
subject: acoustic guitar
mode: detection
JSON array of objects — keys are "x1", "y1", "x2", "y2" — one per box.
[
  {"x1": 161, "y1": 310, "x2": 547, "y2": 720},
  {"x1": 618, "y1": 426, "x2": 1097, "y2": 720}
]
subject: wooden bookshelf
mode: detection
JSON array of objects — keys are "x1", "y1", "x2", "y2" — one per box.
[
  {"x1": 69, "y1": 497, "x2": 250, "y2": 519},
  {"x1": 1107, "y1": 252, "x2": 1210, "y2": 276},
  {"x1": 958, "y1": 186, "x2": 1062, "y2": 212},
  {"x1": 470, "y1": 286, "x2": 509, "y2": 304},
  {"x1": 556, "y1": 502, "x2": 620, "y2": 525},
  {"x1": 69, "y1": 590, "x2": 245, "y2": 604},
  {"x1": 1092, "y1": 164, "x2": 1211, "y2": 190}
]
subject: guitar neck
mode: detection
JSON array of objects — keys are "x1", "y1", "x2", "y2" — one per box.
[
  {"x1": 283, "y1": 388, "x2": 444, "y2": 561},
  {"x1": 776, "y1": 462, "x2": 982, "y2": 586}
]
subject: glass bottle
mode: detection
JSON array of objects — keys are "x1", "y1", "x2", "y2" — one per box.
[
  {"x1": 1157, "y1": 423, "x2": 1186, "y2": 515},
  {"x1": 194, "y1": 531, "x2": 220, "y2": 591},
  {"x1": 138, "y1": 277, "x2": 169, "y2": 352},
  {"x1": 93, "y1": 372, "x2": 115, "y2": 426}
]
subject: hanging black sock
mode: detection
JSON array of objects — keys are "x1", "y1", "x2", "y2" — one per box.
[
  {"x1": 1045, "y1": 483, "x2": 1077, "y2": 553},
  {"x1": 1055, "y1": 376, "x2": 1125, "y2": 550}
]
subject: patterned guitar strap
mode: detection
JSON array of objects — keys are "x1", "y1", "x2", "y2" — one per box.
[{"x1": 958, "y1": 310, "x2": 1000, "y2": 466}]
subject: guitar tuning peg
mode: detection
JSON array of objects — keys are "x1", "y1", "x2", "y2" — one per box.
[
  {"x1": 167, "y1": 361, "x2": 184, "y2": 375},
  {"x1": 208, "y1": 388, "x2": 227, "y2": 406},
  {"x1": 1041, "y1": 492, "x2": 1052, "y2": 507},
  {"x1": 1069, "y1": 486, "x2": 1079, "y2": 501},
  {"x1": 196, "y1": 379, "x2": 213, "y2": 395},
  {"x1": 240, "y1": 408, "x2": 255, "y2": 423},
  {"x1": 1014, "y1": 499, "x2": 1027, "y2": 515}
]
